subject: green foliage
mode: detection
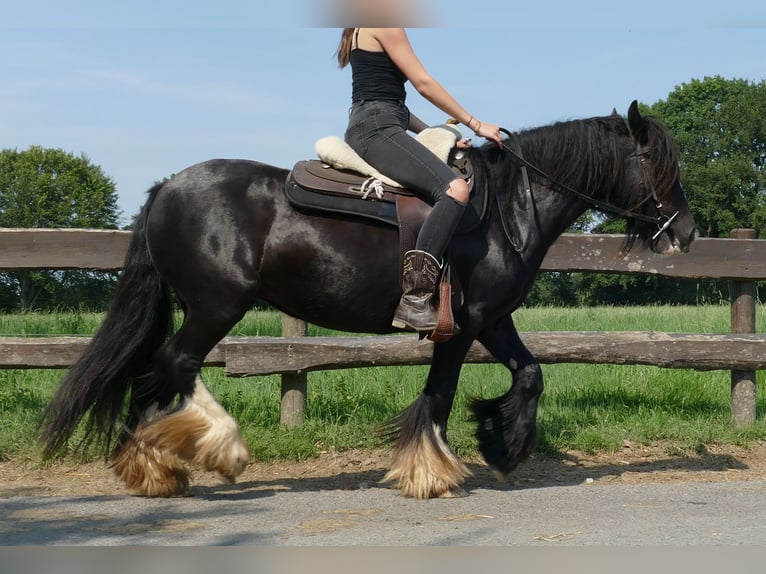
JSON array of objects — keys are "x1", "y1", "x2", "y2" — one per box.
[
  {"x1": 524, "y1": 272, "x2": 579, "y2": 306},
  {"x1": 648, "y1": 76, "x2": 766, "y2": 239},
  {"x1": 0, "y1": 146, "x2": 120, "y2": 228},
  {"x1": 0, "y1": 146, "x2": 122, "y2": 311},
  {"x1": 570, "y1": 272, "x2": 725, "y2": 306}
]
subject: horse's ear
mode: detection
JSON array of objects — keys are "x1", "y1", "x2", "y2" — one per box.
[
  {"x1": 611, "y1": 108, "x2": 619, "y2": 117},
  {"x1": 627, "y1": 100, "x2": 649, "y2": 143}
]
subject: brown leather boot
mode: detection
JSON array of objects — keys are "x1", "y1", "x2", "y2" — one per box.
[{"x1": 391, "y1": 250, "x2": 441, "y2": 332}]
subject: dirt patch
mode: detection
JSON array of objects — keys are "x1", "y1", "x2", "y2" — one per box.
[{"x1": 2, "y1": 441, "x2": 766, "y2": 498}]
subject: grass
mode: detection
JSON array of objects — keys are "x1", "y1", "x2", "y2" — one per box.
[{"x1": 1, "y1": 306, "x2": 765, "y2": 465}]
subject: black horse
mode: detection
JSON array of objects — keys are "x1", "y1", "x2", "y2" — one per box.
[{"x1": 41, "y1": 102, "x2": 698, "y2": 498}]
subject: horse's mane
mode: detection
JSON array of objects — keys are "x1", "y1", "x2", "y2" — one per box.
[
  {"x1": 476, "y1": 113, "x2": 681, "y2": 248},
  {"x1": 523, "y1": 114, "x2": 677, "y2": 192},
  {"x1": 521, "y1": 116, "x2": 623, "y2": 192},
  {"x1": 467, "y1": 112, "x2": 682, "y2": 251}
]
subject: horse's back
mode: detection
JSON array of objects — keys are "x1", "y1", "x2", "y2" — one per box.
[
  {"x1": 162, "y1": 158, "x2": 288, "y2": 194},
  {"x1": 144, "y1": 159, "x2": 289, "y2": 296},
  {"x1": 147, "y1": 158, "x2": 288, "y2": 228}
]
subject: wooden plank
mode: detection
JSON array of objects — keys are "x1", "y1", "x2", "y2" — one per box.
[
  {"x1": 223, "y1": 332, "x2": 766, "y2": 376},
  {"x1": 0, "y1": 336, "x2": 225, "y2": 369},
  {"x1": 5, "y1": 332, "x2": 766, "y2": 374},
  {"x1": 522, "y1": 331, "x2": 766, "y2": 370},
  {"x1": 0, "y1": 229, "x2": 131, "y2": 270},
  {"x1": 0, "y1": 336, "x2": 92, "y2": 368},
  {"x1": 540, "y1": 235, "x2": 766, "y2": 280},
  {"x1": 224, "y1": 335, "x2": 436, "y2": 376}
]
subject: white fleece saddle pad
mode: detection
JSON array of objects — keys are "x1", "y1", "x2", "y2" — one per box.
[{"x1": 314, "y1": 124, "x2": 462, "y2": 188}]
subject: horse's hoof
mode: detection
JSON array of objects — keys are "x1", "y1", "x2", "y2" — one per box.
[
  {"x1": 438, "y1": 486, "x2": 469, "y2": 499},
  {"x1": 112, "y1": 438, "x2": 190, "y2": 497},
  {"x1": 196, "y1": 435, "x2": 249, "y2": 483},
  {"x1": 216, "y1": 471, "x2": 239, "y2": 485},
  {"x1": 492, "y1": 469, "x2": 509, "y2": 484}
]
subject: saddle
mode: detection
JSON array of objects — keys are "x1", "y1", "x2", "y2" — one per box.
[
  {"x1": 285, "y1": 127, "x2": 486, "y2": 239},
  {"x1": 284, "y1": 126, "x2": 486, "y2": 341}
]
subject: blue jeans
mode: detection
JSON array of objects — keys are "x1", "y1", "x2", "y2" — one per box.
[{"x1": 345, "y1": 100, "x2": 465, "y2": 261}]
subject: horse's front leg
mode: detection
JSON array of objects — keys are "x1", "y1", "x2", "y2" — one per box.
[
  {"x1": 470, "y1": 314, "x2": 543, "y2": 480},
  {"x1": 383, "y1": 335, "x2": 474, "y2": 499}
]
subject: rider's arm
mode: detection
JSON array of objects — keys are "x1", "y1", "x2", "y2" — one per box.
[{"x1": 372, "y1": 28, "x2": 502, "y2": 145}]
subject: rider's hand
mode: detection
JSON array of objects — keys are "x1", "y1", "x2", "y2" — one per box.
[{"x1": 474, "y1": 121, "x2": 504, "y2": 147}]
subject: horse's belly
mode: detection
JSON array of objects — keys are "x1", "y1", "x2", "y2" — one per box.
[
  {"x1": 263, "y1": 277, "x2": 401, "y2": 334},
  {"x1": 258, "y1": 219, "x2": 402, "y2": 334}
]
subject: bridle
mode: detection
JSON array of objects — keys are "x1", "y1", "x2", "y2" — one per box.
[{"x1": 498, "y1": 127, "x2": 679, "y2": 241}]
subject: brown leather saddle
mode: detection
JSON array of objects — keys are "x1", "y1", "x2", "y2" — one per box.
[
  {"x1": 285, "y1": 152, "x2": 485, "y2": 242},
  {"x1": 285, "y1": 151, "x2": 483, "y2": 342}
]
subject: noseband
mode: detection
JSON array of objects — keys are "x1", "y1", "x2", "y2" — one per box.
[
  {"x1": 498, "y1": 127, "x2": 679, "y2": 240},
  {"x1": 627, "y1": 143, "x2": 680, "y2": 240}
]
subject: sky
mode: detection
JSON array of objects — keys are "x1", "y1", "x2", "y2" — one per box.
[{"x1": 2, "y1": 1, "x2": 765, "y2": 224}]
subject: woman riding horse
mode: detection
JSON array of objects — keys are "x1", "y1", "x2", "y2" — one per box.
[{"x1": 40, "y1": 101, "x2": 698, "y2": 499}]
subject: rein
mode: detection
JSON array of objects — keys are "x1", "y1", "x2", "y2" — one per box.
[{"x1": 497, "y1": 127, "x2": 678, "y2": 241}]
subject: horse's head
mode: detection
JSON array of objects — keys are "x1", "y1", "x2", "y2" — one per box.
[{"x1": 620, "y1": 101, "x2": 699, "y2": 254}]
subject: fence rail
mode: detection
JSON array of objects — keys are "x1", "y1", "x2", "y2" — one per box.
[
  {"x1": 5, "y1": 332, "x2": 766, "y2": 372},
  {"x1": 1, "y1": 228, "x2": 764, "y2": 426},
  {"x1": 3, "y1": 228, "x2": 766, "y2": 277}
]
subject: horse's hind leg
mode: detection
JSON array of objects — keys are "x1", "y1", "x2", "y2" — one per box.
[
  {"x1": 113, "y1": 307, "x2": 251, "y2": 496},
  {"x1": 470, "y1": 315, "x2": 543, "y2": 480}
]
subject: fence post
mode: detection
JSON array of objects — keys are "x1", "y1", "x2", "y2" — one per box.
[
  {"x1": 730, "y1": 228, "x2": 757, "y2": 426},
  {"x1": 280, "y1": 314, "x2": 308, "y2": 427}
]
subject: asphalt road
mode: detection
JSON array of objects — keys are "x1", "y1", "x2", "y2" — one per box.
[{"x1": 2, "y1": 479, "x2": 766, "y2": 546}]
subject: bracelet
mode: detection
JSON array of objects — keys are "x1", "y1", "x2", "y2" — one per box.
[
  {"x1": 473, "y1": 120, "x2": 482, "y2": 134},
  {"x1": 465, "y1": 115, "x2": 474, "y2": 129}
]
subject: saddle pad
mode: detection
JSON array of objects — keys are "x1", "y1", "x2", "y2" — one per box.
[
  {"x1": 314, "y1": 124, "x2": 462, "y2": 187},
  {"x1": 286, "y1": 164, "x2": 399, "y2": 226}
]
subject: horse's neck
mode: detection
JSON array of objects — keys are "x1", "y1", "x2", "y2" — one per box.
[
  {"x1": 508, "y1": 125, "x2": 615, "y2": 249},
  {"x1": 486, "y1": 146, "x2": 589, "y2": 266},
  {"x1": 527, "y1": 191, "x2": 586, "y2": 259}
]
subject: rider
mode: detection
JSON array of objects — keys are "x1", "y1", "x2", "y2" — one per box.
[{"x1": 337, "y1": 27, "x2": 503, "y2": 332}]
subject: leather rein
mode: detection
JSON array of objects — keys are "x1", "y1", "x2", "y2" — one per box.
[{"x1": 497, "y1": 127, "x2": 679, "y2": 242}]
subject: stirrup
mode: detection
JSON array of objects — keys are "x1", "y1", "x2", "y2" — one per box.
[{"x1": 428, "y1": 264, "x2": 458, "y2": 342}]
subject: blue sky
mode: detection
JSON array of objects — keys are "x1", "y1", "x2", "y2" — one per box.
[{"x1": 2, "y1": 1, "x2": 765, "y2": 223}]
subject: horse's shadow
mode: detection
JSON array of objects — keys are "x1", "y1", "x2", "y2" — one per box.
[{"x1": 193, "y1": 446, "x2": 749, "y2": 501}]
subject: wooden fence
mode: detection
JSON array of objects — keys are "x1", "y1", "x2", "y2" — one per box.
[{"x1": 1, "y1": 228, "x2": 765, "y2": 426}]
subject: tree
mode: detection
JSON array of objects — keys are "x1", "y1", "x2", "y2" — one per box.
[
  {"x1": 0, "y1": 146, "x2": 122, "y2": 311},
  {"x1": 649, "y1": 76, "x2": 766, "y2": 239}
]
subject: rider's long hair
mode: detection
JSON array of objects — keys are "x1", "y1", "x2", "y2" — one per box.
[{"x1": 336, "y1": 28, "x2": 355, "y2": 68}]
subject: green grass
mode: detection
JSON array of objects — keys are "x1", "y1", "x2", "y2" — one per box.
[{"x1": 1, "y1": 306, "x2": 765, "y2": 465}]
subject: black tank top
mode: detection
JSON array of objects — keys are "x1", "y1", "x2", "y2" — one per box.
[{"x1": 350, "y1": 47, "x2": 407, "y2": 104}]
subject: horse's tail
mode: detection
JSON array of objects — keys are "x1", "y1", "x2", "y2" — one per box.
[{"x1": 40, "y1": 183, "x2": 174, "y2": 459}]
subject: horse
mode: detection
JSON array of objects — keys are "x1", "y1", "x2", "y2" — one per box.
[{"x1": 40, "y1": 101, "x2": 698, "y2": 498}]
